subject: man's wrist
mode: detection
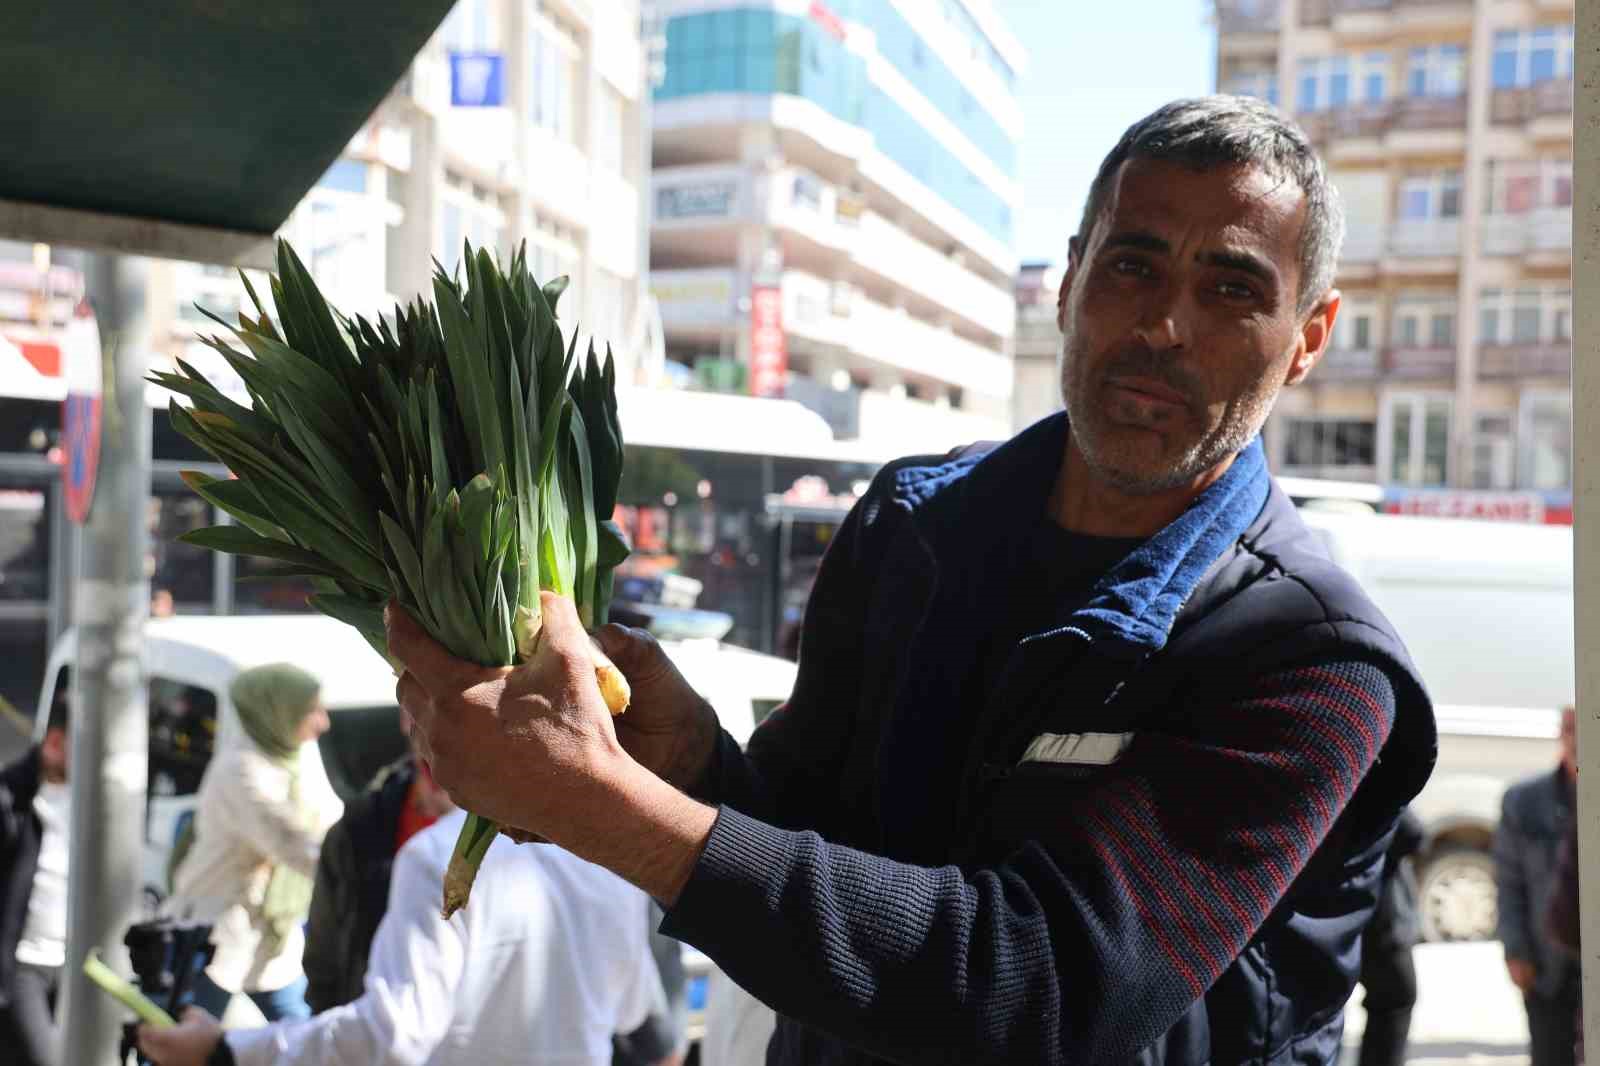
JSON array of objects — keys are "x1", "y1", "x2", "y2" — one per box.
[{"x1": 556, "y1": 756, "x2": 718, "y2": 905}]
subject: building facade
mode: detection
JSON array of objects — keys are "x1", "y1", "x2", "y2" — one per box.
[
  {"x1": 1012, "y1": 260, "x2": 1064, "y2": 432},
  {"x1": 1216, "y1": 0, "x2": 1574, "y2": 522},
  {"x1": 0, "y1": 0, "x2": 650, "y2": 717},
  {"x1": 646, "y1": 0, "x2": 1025, "y2": 456}
]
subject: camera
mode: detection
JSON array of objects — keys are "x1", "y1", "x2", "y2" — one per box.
[{"x1": 118, "y1": 918, "x2": 214, "y2": 1066}]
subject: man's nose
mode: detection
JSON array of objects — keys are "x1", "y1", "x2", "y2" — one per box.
[{"x1": 1133, "y1": 292, "x2": 1189, "y2": 351}]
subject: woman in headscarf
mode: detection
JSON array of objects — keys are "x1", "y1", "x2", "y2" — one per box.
[{"x1": 165, "y1": 663, "x2": 342, "y2": 1022}]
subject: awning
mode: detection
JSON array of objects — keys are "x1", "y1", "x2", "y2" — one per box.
[{"x1": 0, "y1": 2, "x2": 455, "y2": 266}]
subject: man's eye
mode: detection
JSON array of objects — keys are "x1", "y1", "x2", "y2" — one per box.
[
  {"x1": 1112, "y1": 258, "x2": 1150, "y2": 277},
  {"x1": 1217, "y1": 281, "x2": 1256, "y2": 300}
]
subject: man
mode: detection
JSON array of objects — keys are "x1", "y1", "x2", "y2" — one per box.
[
  {"x1": 303, "y1": 728, "x2": 454, "y2": 1012},
  {"x1": 0, "y1": 693, "x2": 69, "y2": 1066},
  {"x1": 1355, "y1": 806, "x2": 1424, "y2": 1066},
  {"x1": 1495, "y1": 705, "x2": 1581, "y2": 1066},
  {"x1": 138, "y1": 806, "x2": 666, "y2": 1066},
  {"x1": 390, "y1": 96, "x2": 1437, "y2": 1065}
]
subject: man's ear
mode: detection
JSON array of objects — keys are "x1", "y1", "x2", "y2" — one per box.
[{"x1": 1285, "y1": 290, "x2": 1340, "y2": 387}]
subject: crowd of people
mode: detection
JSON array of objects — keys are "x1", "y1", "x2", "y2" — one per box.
[{"x1": 0, "y1": 95, "x2": 1588, "y2": 1066}]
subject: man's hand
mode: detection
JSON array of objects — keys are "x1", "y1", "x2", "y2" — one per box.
[
  {"x1": 389, "y1": 591, "x2": 632, "y2": 835},
  {"x1": 136, "y1": 1007, "x2": 223, "y2": 1066},
  {"x1": 388, "y1": 591, "x2": 719, "y2": 902},
  {"x1": 593, "y1": 623, "x2": 720, "y2": 791},
  {"x1": 1506, "y1": 956, "x2": 1537, "y2": 993}
]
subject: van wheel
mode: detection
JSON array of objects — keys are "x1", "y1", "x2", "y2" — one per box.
[{"x1": 1417, "y1": 847, "x2": 1497, "y2": 942}]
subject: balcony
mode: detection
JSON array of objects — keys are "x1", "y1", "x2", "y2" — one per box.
[
  {"x1": 1384, "y1": 346, "x2": 1456, "y2": 379},
  {"x1": 1477, "y1": 342, "x2": 1572, "y2": 380},
  {"x1": 1316, "y1": 346, "x2": 1381, "y2": 381},
  {"x1": 781, "y1": 271, "x2": 1012, "y2": 398},
  {"x1": 1481, "y1": 208, "x2": 1573, "y2": 260},
  {"x1": 1388, "y1": 219, "x2": 1461, "y2": 259},
  {"x1": 1216, "y1": 0, "x2": 1280, "y2": 34},
  {"x1": 1491, "y1": 79, "x2": 1575, "y2": 130},
  {"x1": 1298, "y1": 103, "x2": 1394, "y2": 160},
  {"x1": 1391, "y1": 95, "x2": 1467, "y2": 131}
]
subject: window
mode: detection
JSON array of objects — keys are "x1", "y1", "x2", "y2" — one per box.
[
  {"x1": 1297, "y1": 53, "x2": 1385, "y2": 111},
  {"x1": 1392, "y1": 292, "x2": 1457, "y2": 348},
  {"x1": 1398, "y1": 172, "x2": 1462, "y2": 219},
  {"x1": 1471, "y1": 411, "x2": 1515, "y2": 490},
  {"x1": 317, "y1": 159, "x2": 368, "y2": 195},
  {"x1": 1520, "y1": 390, "x2": 1572, "y2": 491},
  {"x1": 148, "y1": 492, "x2": 215, "y2": 611},
  {"x1": 529, "y1": 11, "x2": 578, "y2": 142},
  {"x1": 596, "y1": 87, "x2": 626, "y2": 174},
  {"x1": 1334, "y1": 301, "x2": 1377, "y2": 351},
  {"x1": 1283, "y1": 418, "x2": 1376, "y2": 472},
  {"x1": 1493, "y1": 26, "x2": 1576, "y2": 89},
  {"x1": 441, "y1": 0, "x2": 494, "y2": 51},
  {"x1": 149, "y1": 677, "x2": 219, "y2": 798},
  {"x1": 1484, "y1": 159, "x2": 1572, "y2": 215},
  {"x1": 435, "y1": 174, "x2": 505, "y2": 275},
  {"x1": 1478, "y1": 287, "x2": 1571, "y2": 345},
  {"x1": 1225, "y1": 68, "x2": 1279, "y2": 107},
  {"x1": 1407, "y1": 45, "x2": 1465, "y2": 99},
  {"x1": 1384, "y1": 393, "x2": 1451, "y2": 487}
]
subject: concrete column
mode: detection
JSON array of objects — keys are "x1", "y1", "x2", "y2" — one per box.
[
  {"x1": 1449, "y1": 0, "x2": 1494, "y2": 488},
  {"x1": 1571, "y1": 0, "x2": 1599, "y2": 1052}
]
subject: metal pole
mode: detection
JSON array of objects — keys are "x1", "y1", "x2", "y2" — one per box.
[
  {"x1": 1574, "y1": 0, "x2": 1600, "y2": 1050},
  {"x1": 60, "y1": 251, "x2": 152, "y2": 1066}
]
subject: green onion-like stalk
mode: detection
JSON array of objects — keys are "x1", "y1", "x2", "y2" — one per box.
[{"x1": 155, "y1": 240, "x2": 630, "y2": 917}]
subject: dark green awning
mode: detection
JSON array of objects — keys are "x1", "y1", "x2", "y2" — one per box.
[{"x1": 0, "y1": 1, "x2": 455, "y2": 264}]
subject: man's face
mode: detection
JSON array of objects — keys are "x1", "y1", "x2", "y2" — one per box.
[
  {"x1": 1057, "y1": 158, "x2": 1337, "y2": 494},
  {"x1": 41, "y1": 726, "x2": 68, "y2": 783}
]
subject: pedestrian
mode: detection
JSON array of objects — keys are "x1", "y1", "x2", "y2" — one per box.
[
  {"x1": 1545, "y1": 815, "x2": 1582, "y2": 1065},
  {"x1": 137, "y1": 806, "x2": 667, "y2": 1066},
  {"x1": 302, "y1": 717, "x2": 453, "y2": 1013},
  {"x1": 1355, "y1": 806, "x2": 1424, "y2": 1066},
  {"x1": 0, "y1": 692, "x2": 70, "y2": 1066},
  {"x1": 164, "y1": 663, "x2": 342, "y2": 1023},
  {"x1": 1495, "y1": 705, "x2": 1581, "y2": 1066},
  {"x1": 611, "y1": 908, "x2": 690, "y2": 1066},
  {"x1": 389, "y1": 95, "x2": 1438, "y2": 1065}
]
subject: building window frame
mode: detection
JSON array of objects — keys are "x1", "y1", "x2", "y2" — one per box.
[
  {"x1": 1478, "y1": 287, "x2": 1572, "y2": 346},
  {"x1": 1281, "y1": 416, "x2": 1378, "y2": 475},
  {"x1": 1397, "y1": 171, "x2": 1462, "y2": 220},
  {"x1": 1380, "y1": 390, "x2": 1452, "y2": 488},
  {"x1": 1492, "y1": 25, "x2": 1576, "y2": 89},
  {"x1": 1297, "y1": 52, "x2": 1387, "y2": 111},
  {"x1": 1518, "y1": 388, "x2": 1572, "y2": 491},
  {"x1": 1405, "y1": 44, "x2": 1466, "y2": 99},
  {"x1": 1484, "y1": 158, "x2": 1573, "y2": 215}
]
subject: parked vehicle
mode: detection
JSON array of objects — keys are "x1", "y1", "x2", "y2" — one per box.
[
  {"x1": 33, "y1": 614, "x2": 796, "y2": 907},
  {"x1": 1298, "y1": 504, "x2": 1572, "y2": 942}
]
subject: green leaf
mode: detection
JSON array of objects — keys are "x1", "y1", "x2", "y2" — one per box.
[
  {"x1": 179, "y1": 526, "x2": 339, "y2": 574},
  {"x1": 179, "y1": 471, "x2": 283, "y2": 540}
]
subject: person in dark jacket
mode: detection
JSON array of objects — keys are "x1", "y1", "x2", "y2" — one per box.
[
  {"x1": 1495, "y1": 705, "x2": 1581, "y2": 1066},
  {"x1": 1545, "y1": 816, "x2": 1581, "y2": 1065},
  {"x1": 1355, "y1": 807, "x2": 1424, "y2": 1066},
  {"x1": 0, "y1": 693, "x2": 69, "y2": 1066},
  {"x1": 390, "y1": 96, "x2": 1437, "y2": 1066}
]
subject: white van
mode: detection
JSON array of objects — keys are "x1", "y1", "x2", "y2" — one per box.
[
  {"x1": 33, "y1": 614, "x2": 796, "y2": 908},
  {"x1": 1298, "y1": 504, "x2": 1572, "y2": 941}
]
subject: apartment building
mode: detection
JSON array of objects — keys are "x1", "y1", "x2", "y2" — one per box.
[
  {"x1": 646, "y1": 0, "x2": 1024, "y2": 456},
  {"x1": 1216, "y1": 0, "x2": 1574, "y2": 521},
  {"x1": 1012, "y1": 260, "x2": 1064, "y2": 433},
  {"x1": 148, "y1": 0, "x2": 649, "y2": 392}
]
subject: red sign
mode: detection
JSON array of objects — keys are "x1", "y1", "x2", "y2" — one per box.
[
  {"x1": 61, "y1": 301, "x2": 102, "y2": 525},
  {"x1": 809, "y1": 0, "x2": 847, "y2": 40},
  {"x1": 1385, "y1": 490, "x2": 1545, "y2": 524},
  {"x1": 748, "y1": 286, "x2": 787, "y2": 398}
]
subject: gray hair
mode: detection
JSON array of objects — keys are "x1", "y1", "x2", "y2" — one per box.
[{"x1": 1074, "y1": 95, "x2": 1344, "y2": 316}]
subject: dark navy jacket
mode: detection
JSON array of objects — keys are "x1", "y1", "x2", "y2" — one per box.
[{"x1": 663, "y1": 413, "x2": 1437, "y2": 1065}]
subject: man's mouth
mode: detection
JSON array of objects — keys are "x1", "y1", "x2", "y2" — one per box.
[{"x1": 1107, "y1": 376, "x2": 1190, "y2": 409}]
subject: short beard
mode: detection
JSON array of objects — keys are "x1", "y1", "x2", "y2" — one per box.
[{"x1": 1058, "y1": 331, "x2": 1271, "y2": 496}]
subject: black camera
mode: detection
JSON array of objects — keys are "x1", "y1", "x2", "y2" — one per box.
[{"x1": 118, "y1": 918, "x2": 214, "y2": 1066}]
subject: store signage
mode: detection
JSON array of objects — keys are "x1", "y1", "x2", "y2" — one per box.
[
  {"x1": 748, "y1": 285, "x2": 787, "y2": 399},
  {"x1": 61, "y1": 301, "x2": 102, "y2": 525},
  {"x1": 1384, "y1": 489, "x2": 1546, "y2": 524},
  {"x1": 450, "y1": 52, "x2": 505, "y2": 107},
  {"x1": 650, "y1": 270, "x2": 736, "y2": 325},
  {"x1": 655, "y1": 180, "x2": 741, "y2": 221}
]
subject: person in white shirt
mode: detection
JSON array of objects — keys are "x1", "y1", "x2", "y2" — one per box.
[
  {"x1": 163, "y1": 663, "x2": 344, "y2": 1022},
  {"x1": 137, "y1": 806, "x2": 665, "y2": 1066},
  {"x1": 0, "y1": 692, "x2": 70, "y2": 1066}
]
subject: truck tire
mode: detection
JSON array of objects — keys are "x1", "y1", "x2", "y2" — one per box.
[{"x1": 1417, "y1": 846, "x2": 1497, "y2": 943}]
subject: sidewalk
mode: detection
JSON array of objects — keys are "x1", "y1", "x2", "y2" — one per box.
[{"x1": 1344, "y1": 942, "x2": 1531, "y2": 1065}]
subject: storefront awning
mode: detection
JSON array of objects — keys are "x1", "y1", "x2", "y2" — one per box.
[{"x1": 0, "y1": 2, "x2": 455, "y2": 266}]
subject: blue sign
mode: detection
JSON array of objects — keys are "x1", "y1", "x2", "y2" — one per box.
[{"x1": 450, "y1": 52, "x2": 505, "y2": 107}]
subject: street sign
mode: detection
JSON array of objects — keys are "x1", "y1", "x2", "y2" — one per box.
[{"x1": 61, "y1": 300, "x2": 102, "y2": 524}]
